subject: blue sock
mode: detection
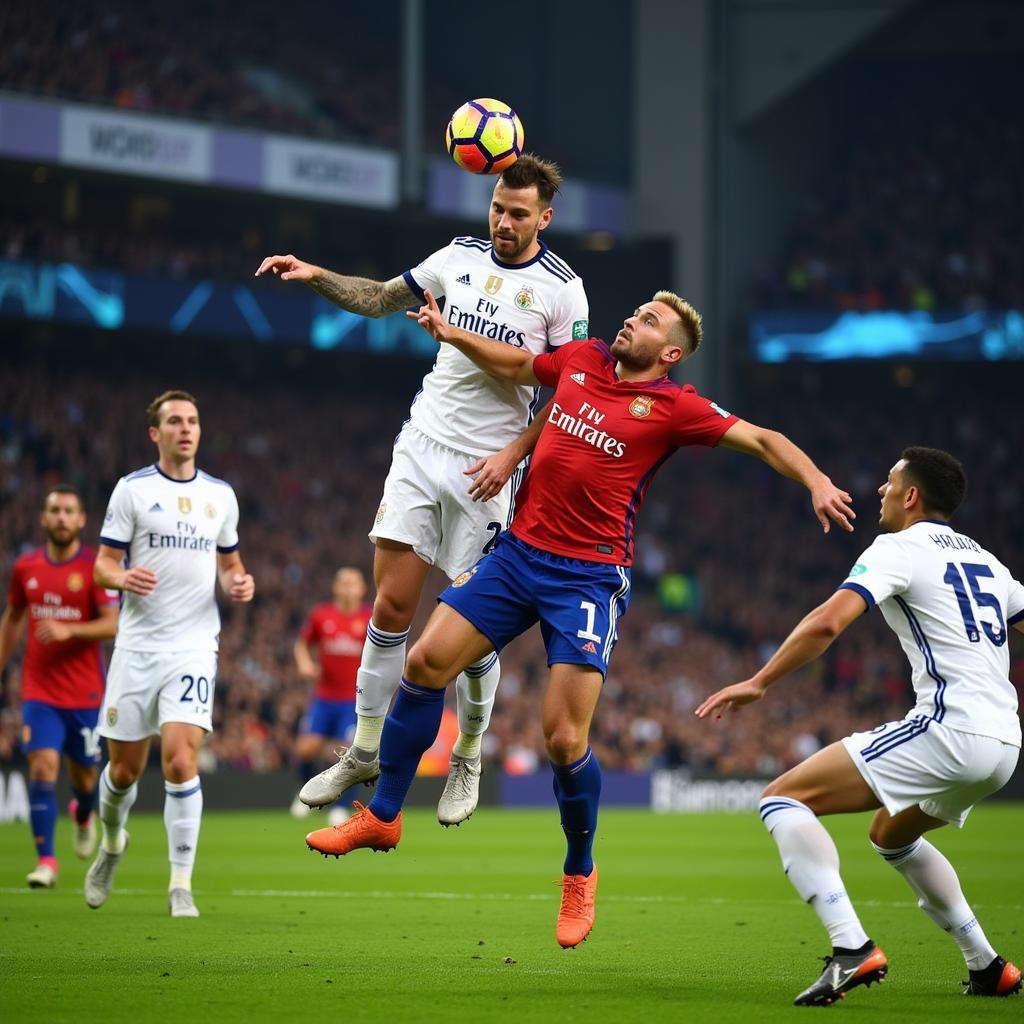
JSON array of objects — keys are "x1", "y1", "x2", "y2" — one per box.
[
  {"x1": 370, "y1": 679, "x2": 446, "y2": 822},
  {"x1": 297, "y1": 761, "x2": 316, "y2": 783},
  {"x1": 336, "y1": 783, "x2": 361, "y2": 810},
  {"x1": 29, "y1": 780, "x2": 57, "y2": 859},
  {"x1": 71, "y1": 785, "x2": 96, "y2": 823},
  {"x1": 551, "y1": 747, "x2": 601, "y2": 876}
]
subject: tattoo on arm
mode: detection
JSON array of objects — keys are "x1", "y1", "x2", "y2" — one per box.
[{"x1": 308, "y1": 273, "x2": 417, "y2": 317}]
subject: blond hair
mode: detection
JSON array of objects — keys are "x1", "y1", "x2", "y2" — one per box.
[
  {"x1": 147, "y1": 389, "x2": 199, "y2": 427},
  {"x1": 653, "y1": 290, "x2": 703, "y2": 355}
]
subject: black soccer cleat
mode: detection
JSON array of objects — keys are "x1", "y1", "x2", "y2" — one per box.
[
  {"x1": 963, "y1": 956, "x2": 1022, "y2": 997},
  {"x1": 793, "y1": 944, "x2": 889, "y2": 1007}
]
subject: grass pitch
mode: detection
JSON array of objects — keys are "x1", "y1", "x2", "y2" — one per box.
[{"x1": 1, "y1": 803, "x2": 1021, "y2": 1022}]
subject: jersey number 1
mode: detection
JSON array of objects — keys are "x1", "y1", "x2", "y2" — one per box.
[{"x1": 942, "y1": 562, "x2": 1006, "y2": 646}]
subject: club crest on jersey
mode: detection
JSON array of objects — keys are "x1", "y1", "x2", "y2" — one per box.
[
  {"x1": 484, "y1": 275, "x2": 503, "y2": 296},
  {"x1": 375, "y1": 502, "x2": 387, "y2": 525},
  {"x1": 67, "y1": 572, "x2": 84, "y2": 592},
  {"x1": 514, "y1": 286, "x2": 534, "y2": 310},
  {"x1": 178, "y1": 497, "x2": 192, "y2": 514},
  {"x1": 451, "y1": 567, "x2": 478, "y2": 588},
  {"x1": 204, "y1": 503, "x2": 216, "y2": 519},
  {"x1": 106, "y1": 708, "x2": 118, "y2": 727},
  {"x1": 629, "y1": 396, "x2": 655, "y2": 418}
]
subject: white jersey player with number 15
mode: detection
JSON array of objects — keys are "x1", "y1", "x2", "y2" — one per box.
[
  {"x1": 86, "y1": 390, "x2": 255, "y2": 920},
  {"x1": 256, "y1": 154, "x2": 588, "y2": 829},
  {"x1": 697, "y1": 447, "x2": 1023, "y2": 1005}
]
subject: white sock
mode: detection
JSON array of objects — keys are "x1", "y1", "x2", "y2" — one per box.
[
  {"x1": 453, "y1": 652, "x2": 499, "y2": 760},
  {"x1": 164, "y1": 776, "x2": 203, "y2": 892},
  {"x1": 760, "y1": 796, "x2": 869, "y2": 950},
  {"x1": 99, "y1": 763, "x2": 137, "y2": 854},
  {"x1": 353, "y1": 623, "x2": 409, "y2": 751},
  {"x1": 873, "y1": 837, "x2": 997, "y2": 970}
]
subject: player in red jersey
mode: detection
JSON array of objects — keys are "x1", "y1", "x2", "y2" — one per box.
[
  {"x1": 290, "y1": 567, "x2": 371, "y2": 823},
  {"x1": 0, "y1": 485, "x2": 119, "y2": 888},
  {"x1": 306, "y1": 289, "x2": 855, "y2": 948}
]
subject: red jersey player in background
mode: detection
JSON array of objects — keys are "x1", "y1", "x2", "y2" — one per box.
[
  {"x1": 290, "y1": 566, "x2": 371, "y2": 824},
  {"x1": 0, "y1": 485, "x2": 119, "y2": 888},
  {"x1": 305, "y1": 288, "x2": 855, "y2": 952}
]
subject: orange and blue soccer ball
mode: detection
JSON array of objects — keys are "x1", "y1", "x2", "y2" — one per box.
[{"x1": 445, "y1": 98, "x2": 524, "y2": 175}]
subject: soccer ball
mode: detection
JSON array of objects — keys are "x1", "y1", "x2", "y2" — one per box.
[{"x1": 445, "y1": 98, "x2": 524, "y2": 175}]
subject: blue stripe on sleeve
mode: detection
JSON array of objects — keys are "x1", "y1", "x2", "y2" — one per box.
[
  {"x1": 403, "y1": 270, "x2": 425, "y2": 302},
  {"x1": 838, "y1": 581, "x2": 875, "y2": 608}
]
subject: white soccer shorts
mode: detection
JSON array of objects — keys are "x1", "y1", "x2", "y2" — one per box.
[
  {"x1": 99, "y1": 648, "x2": 218, "y2": 740},
  {"x1": 369, "y1": 424, "x2": 516, "y2": 580},
  {"x1": 843, "y1": 717, "x2": 1019, "y2": 827}
]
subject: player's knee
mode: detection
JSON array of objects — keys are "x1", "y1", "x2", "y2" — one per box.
[
  {"x1": 761, "y1": 777, "x2": 787, "y2": 800},
  {"x1": 108, "y1": 761, "x2": 140, "y2": 789},
  {"x1": 544, "y1": 724, "x2": 586, "y2": 764},
  {"x1": 164, "y1": 748, "x2": 199, "y2": 784},
  {"x1": 28, "y1": 750, "x2": 60, "y2": 781},
  {"x1": 371, "y1": 589, "x2": 415, "y2": 633},
  {"x1": 403, "y1": 642, "x2": 451, "y2": 689}
]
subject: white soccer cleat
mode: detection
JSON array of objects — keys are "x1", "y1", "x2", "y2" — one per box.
[
  {"x1": 169, "y1": 888, "x2": 200, "y2": 918},
  {"x1": 70, "y1": 805, "x2": 98, "y2": 859},
  {"x1": 26, "y1": 862, "x2": 58, "y2": 889},
  {"x1": 299, "y1": 748, "x2": 379, "y2": 808},
  {"x1": 84, "y1": 834, "x2": 128, "y2": 909},
  {"x1": 437, "y1": 754, "x2": 482, "y2": 826},
  {"x1": 289, "y1": 793, "x2": 311, "y2": 819}
]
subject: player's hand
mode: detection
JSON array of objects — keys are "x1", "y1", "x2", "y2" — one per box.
[
  {"x1": 254, "y1": 254, "x2": 317, "y2": 282},
  {"x1": 297, "y1": 663, "x2": 317, "y2": 681},
  {"x1": 35, "y1": 620, "x2": 72, "y2": 645},
  {"x1": 694, "y1": 679, "x2": 768, "y2": 719},
  {"x1": 810, "y1": 477, "x2": 855, "y2": 534},
  {"x1": 230, "y1": 573, "x2": 255, "y2": 602},
  {"x1": 405, "y1": 289, "x2": 448, "y2": 342},
  {"x1": 464, "y1": 448, "x2": 519, "y2": 502},
  {"x1": 121, "y1": 566, "x2": 158, "y2": 596}
]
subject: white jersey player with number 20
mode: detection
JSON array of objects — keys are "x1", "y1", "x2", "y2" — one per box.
[
  {"x1": 86, "y1": 390, "x2": 255, "y2": 919},
  {"x1": 698, "y1": 447, "x2": 1023, "y2": 1006},
  {"x1": 255, "y1": 155, "x2": 588, "y2": 827}
]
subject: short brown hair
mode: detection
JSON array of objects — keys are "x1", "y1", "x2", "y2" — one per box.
[
  {"x1": 652, "y1": 290, "x2": 704, "y2": 356},
  {"x1": 498, "y1": 153, "x2": 562, "y2": 207},
  {"x1": 147, "y1": 389, "x2": 199, "y2": 427},
  {"x1": 42, "y1": 484, "x2": 83, "y2": 510}
]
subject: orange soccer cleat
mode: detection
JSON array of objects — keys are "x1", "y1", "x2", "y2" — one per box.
[
  {"x1": 556, "y1": 864, "x2": 598, "y2": 948},
  {"x1": 963, "y1": 956, "x2": 1022, "y2": 997},
  {"x1": 305, "y1": 801, "x2": 402, "y2": 857}
]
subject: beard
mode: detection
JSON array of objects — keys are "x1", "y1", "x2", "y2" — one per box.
[
  {"x1": 45, "y1": 526, "x2": 76, "y2": 550},
  {"x1": 490, "y1": 230, "x2": 531, "y2": 262},
  {"x1": 611, "y1": 337, "x2": 659, "y2": 372}
]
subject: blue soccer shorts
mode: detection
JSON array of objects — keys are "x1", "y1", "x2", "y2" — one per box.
[
  {"x1": 440, "y1": 532, "x2": 632, "y2": 677},
  {"x1": 300, "y1": 698, "x2": 358, "y2": 741},
  {"x1": 21, "y1": 701, "x2": 103, "y2": 766}
]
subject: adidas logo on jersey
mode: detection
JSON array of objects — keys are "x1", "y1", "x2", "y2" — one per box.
[
  {"x1": 149, "y1": 502, "x2": 164, "y2": 512},
  {"x1": 581, "y1": 641, "x2": 598, "y2": 654},
  {"x1": 456, "y1": 274, "x2": 471, "y2": 285},
  {"x1": 570, "y1": 372, "x2": 586, "y2": 386}
]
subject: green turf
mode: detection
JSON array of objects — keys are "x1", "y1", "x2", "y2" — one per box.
[{"x1": 1, "y1": 804, "x2": 1020, "y2": 1022}]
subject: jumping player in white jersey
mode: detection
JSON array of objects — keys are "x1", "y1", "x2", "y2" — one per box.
[
  {"x1": 85, "y1": 390, "x2": 255, "y2": 918},
  {"x1": 697, "y1": 447, "x2": 1022, "y2": 1006},
  {"x1": 256, "y1": 155, "x2": 588, "y2": 825}
]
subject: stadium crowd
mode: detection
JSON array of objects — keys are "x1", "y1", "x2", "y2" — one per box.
[
  {"x1": 2, "y1": 360, "x2": 1021, "y2": 780},
  {"x1": 753, "y1": 89, "x2": 1023, "y2": 313}
]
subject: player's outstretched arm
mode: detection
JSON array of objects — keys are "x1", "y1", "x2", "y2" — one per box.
[
  {"x1": 408, "y1": 290, "x2": 540, "y2": 385},
  {"x1": 218, "y1": 551, "x2": 255, "y2": 603},
  {"x1": 695, "y1": 589, "x2": 867, "y2": 719},
  {"x1": 294, "y1": 637, "x2": 317, "y2": 680},
  {"x1": 464, "y1": 401, "x2": 553, "y2": 502},
  {"x1": 94, "y1": 544, "x2": 158, "y2": 596},
  {"x1": 719, "y1": 420, "x2": 855, "y2": 533},
  {"x1": 255, "y1": 255, "x2": 416, "y2": 319}
]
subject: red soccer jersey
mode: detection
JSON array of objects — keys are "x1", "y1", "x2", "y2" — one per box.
[
  {"x1": 6, "y1": 546, "x2": 117, "y2": 708},
  {"x1": 300, "y1": 603, "x2": 371, "y2": 701},
  {"x1": 511, "y1": 339, "x2": 739, "y2": 565}
]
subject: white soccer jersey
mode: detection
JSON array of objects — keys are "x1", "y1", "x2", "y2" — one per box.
[
  {"x1": 402, "y1": 236, "x2": 589, "y2": 456},
  {"x1": 100, "y1": 464, "x2": 240, "y2": 653},
  {"x1": 839, "y1": 520, "x2": 1024, "y2": 746}
]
